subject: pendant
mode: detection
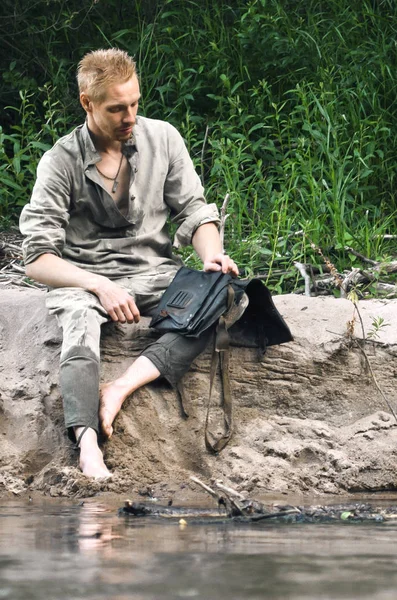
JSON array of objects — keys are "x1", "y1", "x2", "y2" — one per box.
[{"x1": 112, "y1": 180, "x2": 119, "y2": 194}]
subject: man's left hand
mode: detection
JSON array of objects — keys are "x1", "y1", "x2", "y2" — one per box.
[{"x1": 203, "y1": 252, "x2": 239, "y2": 276}]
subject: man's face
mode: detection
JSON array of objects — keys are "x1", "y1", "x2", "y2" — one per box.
[{"x1": 83, "y1": 75, "x2": 141, "y2": 143}]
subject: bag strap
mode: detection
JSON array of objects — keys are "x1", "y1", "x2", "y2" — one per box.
[
  {"x1": 204, "y1": 344, "x2": 233, "y2": 453},
  {"x1": 204, "y1": 285, "x2": 235, "y2": 453}
]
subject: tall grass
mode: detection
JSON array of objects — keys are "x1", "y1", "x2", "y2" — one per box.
[{"x1": 1, "y1": 0, "x2": 396, "y2": 293}]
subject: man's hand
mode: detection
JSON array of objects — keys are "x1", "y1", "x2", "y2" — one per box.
[
  {"x1": 93, "y1": 278, "x2": 140, "y2": 323},
  {"x1": 192, "y1": 223, "x2": 239, "y2": 277},
  {"x1": 25, "y1": 253, "x2": 140, "y2": 323},
  {"x1": 203, "y1": 252, "x2": 239, "y2": 276}
]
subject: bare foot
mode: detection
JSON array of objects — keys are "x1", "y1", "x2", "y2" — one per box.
[
  {"x1": 99, "y1": 379, "x2": 131, "y2": 438},
  {"x1": 80, "y1": 447, "x2": 112, "y2": 479},
  {"x1": 99, "y1": 356, "x2": 161, "y2": 438},
  {"x1": 76, "y1": 427, "x2": 112, "y2": 480}
]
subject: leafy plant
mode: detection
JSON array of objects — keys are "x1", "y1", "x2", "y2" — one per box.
[
  {"x1": 367, "y1": 316, "x2": 391, "y2": 341},
  {"x1": 0, "y1": 0, "x2": 396, "y2": 293}
]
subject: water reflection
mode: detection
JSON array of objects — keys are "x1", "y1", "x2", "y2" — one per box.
[
  {"x1": 1, "y1": 497, "x2": 397, "y2": 599},
  {"x1": 76, "y1": 504, "x2": 122, "y2": 555}
]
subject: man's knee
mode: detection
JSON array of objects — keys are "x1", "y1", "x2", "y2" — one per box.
[
  {"x1": 141, "y1": 327, "x2": 213, "y2": 386},
  {"x1": 46, "y1": 288, "x2": 108, "y2": 327},
  {"x1": 63, "y1": 307, "x2": 104, "y2": 356},
  {"x1": 46, "y1": 288, "x2": 108, "y2": 357},
  {"x1": 60, "y1": 345, "x2": 100, "y2": 367}
]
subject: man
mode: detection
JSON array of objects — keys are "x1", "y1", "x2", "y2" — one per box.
[{"x1": 19, "y1": 49, "x2": 238, "y2": 479}]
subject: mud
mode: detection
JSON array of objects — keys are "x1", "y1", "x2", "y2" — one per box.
[{"x1": 1, "y1": 289, "x2": 397, "y2": 499}]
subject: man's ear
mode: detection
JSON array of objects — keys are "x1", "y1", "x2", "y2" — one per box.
[{"x1": 80, "y1": 92, "x2": 91, "y2": 113}]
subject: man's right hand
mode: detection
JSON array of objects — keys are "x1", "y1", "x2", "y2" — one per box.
[
  {"x1": 25, "y1": 253, "x2": 140, "y2": 323},
  {"x1": 93, "y1": 278, "x2": 140, "y2": 323}
]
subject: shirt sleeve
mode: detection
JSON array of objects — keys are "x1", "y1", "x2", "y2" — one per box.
[
  {"x1": 19, "y1": 150, "x2": 71, "y2": 265},
  {"x1": 163, "y1": 124, "x2": 220, "y2": 248}
]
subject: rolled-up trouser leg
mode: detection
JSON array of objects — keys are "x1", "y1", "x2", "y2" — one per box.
[
  {"x1": 46, "y1": 288, "x2": 109, "y2": 441},
  {"x1": 60, "y1": 346, "x2": 100, "y2": 436},
  {"x1": 141, "y1": 326, "x2": 214, "y2": 387}
]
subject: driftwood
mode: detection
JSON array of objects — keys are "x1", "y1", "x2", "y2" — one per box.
[
  {"x1": 294, "y1": 258, "x2": 397, "y2": 299},
  {"x1": 119, "y1": 477, "x2": 397, "y2": 524}
]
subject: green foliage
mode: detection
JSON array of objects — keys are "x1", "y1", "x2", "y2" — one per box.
[
  {"x1": 0, "y1": 0, "x2": 396, "y2": 292},
  {"x1": 0, "y1": 83, "x2": 71, "y2": 225},
  {"x1": 367, "y1": 316, "x2": 390, "y2": 340}
]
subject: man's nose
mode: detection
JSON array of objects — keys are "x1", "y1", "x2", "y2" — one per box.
[{"x1": 124, "y1": 107, "x2": 136, "y2": 123}]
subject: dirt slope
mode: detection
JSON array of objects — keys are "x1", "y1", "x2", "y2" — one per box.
[{"x1": 1, "y1": 289, "x2": 397, "y2": 498}]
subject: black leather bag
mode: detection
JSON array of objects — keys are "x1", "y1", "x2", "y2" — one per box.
[
  {"x1": 150, "y1": 268, "x2": 240, "y2": 337},
  {"x1": 149, "y1": 266, "x2": 293, "y2": 453},
  {"x1": 149, "y1": 266, "x2": 292, "y2": 349}
]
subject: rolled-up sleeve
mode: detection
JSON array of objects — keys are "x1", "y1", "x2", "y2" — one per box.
[
  {"x1": 19, "y1": 151, "x2": 71, "y2": 265},
  {"x1": 163, "y1": 124, "x2": 220, "y2": 248}
]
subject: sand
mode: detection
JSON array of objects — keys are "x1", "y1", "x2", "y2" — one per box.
[{"x1": 1, "y1": 289, "x2": 397, "y2": 499}]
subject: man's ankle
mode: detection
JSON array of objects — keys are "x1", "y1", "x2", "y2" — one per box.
[{"x1": 74, "y1": 426, "x2": 99, "y2": 449}]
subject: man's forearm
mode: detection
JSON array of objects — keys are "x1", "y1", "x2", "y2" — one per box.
[
  {"x1": 192, "y1": 222, "x2": 238, "y2": 275},
  {"x1": 192, "y1": 222, "x2": 223, "y2": 263},
  {"x1": 25, "y1": 253, "x2": 140, "y2": 323},
  {"x1": 25, "y1": 253, "x2": 104, "y2": 293}
]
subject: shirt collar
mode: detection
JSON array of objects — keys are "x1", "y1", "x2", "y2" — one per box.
[{"x1": 81, "y1": 120, "x2": 138, "y2": 169}]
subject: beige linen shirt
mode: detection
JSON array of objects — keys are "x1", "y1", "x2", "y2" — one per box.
[{"x1": 20, "y1": 117, "x2": 220, "y2": 279}]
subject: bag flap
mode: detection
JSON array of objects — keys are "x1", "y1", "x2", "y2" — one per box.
[
  {"x1": 150, "y1": 267, "x2": 232, "y2": 335},
  {"x1": 229, "y1": 278, "x2": 293, "y2": 348}
]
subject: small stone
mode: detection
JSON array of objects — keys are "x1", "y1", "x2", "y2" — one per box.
[
  {"x1": 313, "y1": 427, "x2": 331, "y2": 438},
  {"x1": 320, "y1": 481, "x2": 339, "y2": 494},
  {"x1": 379, "y1": 413, "x2": 391, "y2": 422},
  {"x1": 363, "y1": 432, "x2": 374, "y2": 440}
]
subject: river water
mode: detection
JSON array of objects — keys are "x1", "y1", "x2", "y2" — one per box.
[{"x1": 1, "y1": 495, "x2": 397, "y2": 600}]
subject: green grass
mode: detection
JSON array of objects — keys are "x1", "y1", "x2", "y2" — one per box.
[{"x1": 0, "y1": 0, "x2": 396, "y2": 293}]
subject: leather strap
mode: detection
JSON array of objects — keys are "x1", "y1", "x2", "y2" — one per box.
[
  {"x1": 175, "y1": 380, "x2": 190, "y2": 419},
  {"x1": 204, "y1": 340, "x2": 233, "y2": 453},
  {"x1": 75, "y1": 425, "x2": 90, "y2": 450},
  {"x1": 74, "y1": 413, "x2": 100, "y2": 450},
  {"x1": 204, "y1": 285, "x2": 235, "y2": 453}
]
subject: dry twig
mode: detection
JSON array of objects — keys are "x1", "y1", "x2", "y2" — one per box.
[
  {"x1": 294, "y1": 262, "x2": 311, "y2": 296},
  {"x1": 219, "y1": 192, "x2": 230, "y2": 252}
]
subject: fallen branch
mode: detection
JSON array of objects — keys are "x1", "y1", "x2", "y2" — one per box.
[
  {"x1": 119, "y1": 494, "x2": 397, "y2": 524},
  {"x1": 213, "y1": 480, "x2": 245, "y2": 500},
  {"x1": 294, "y1": 262, "x2": 311, "y2": 296},
  {"x1": 0, "y1": 232, "x2": 46, "y2": 289},
  {"x1": 374, "y1": 261, "x2": 397, "y2": 274},
  {"x1": 294, "y1": 269, "x2": 397, "y2": 298},
  {"x1": 190, "y1": 476, "x2": 221, "y2": 501},
  {"x1": 191, "y1": 476, "x2": 247, "y2": 516},
  {"x1": 340, "y1": 268, "x2": 361, "y2": 298},
  {"x1": 344, "y1": 246, "x2": 377, "y2": 266}
]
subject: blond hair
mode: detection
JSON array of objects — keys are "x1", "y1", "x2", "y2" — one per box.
[{"x1": 77, "y1": 48, "x2": 137, "y2": 102}]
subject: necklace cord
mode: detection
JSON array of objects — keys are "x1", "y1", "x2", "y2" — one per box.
[{"x1": 96, "y1": 154, "x2": 124, "y2": 193}]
